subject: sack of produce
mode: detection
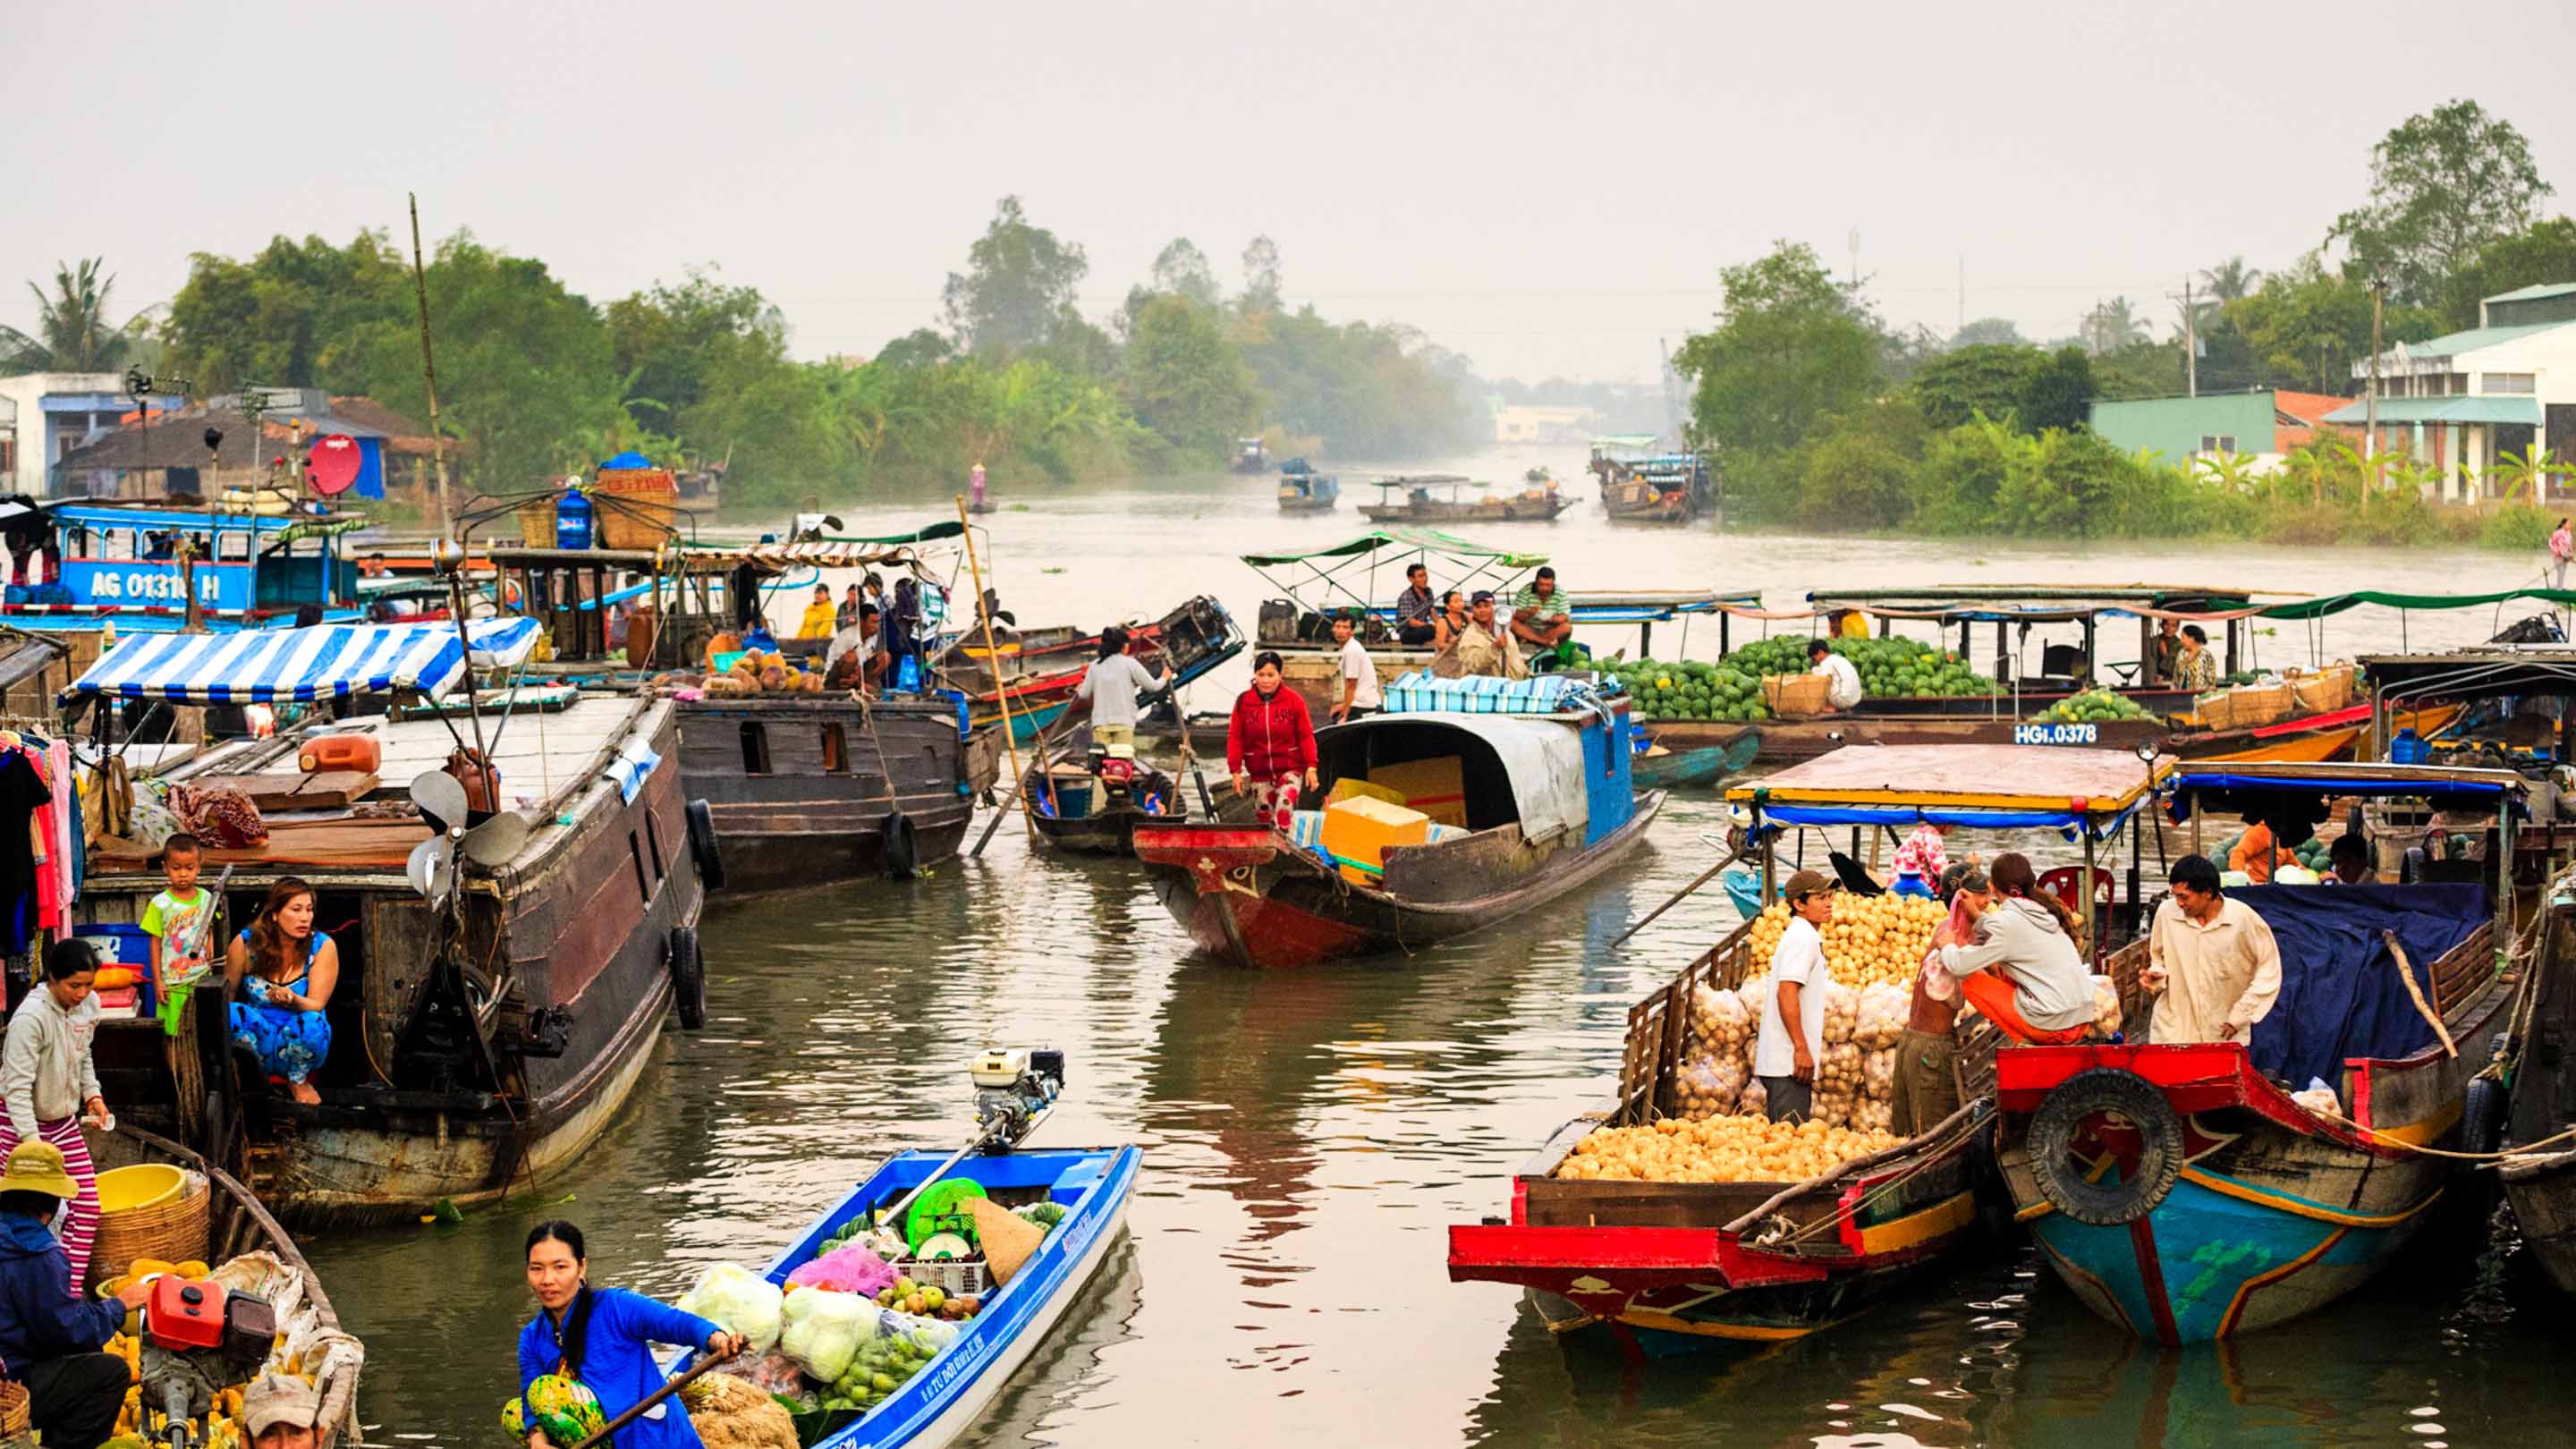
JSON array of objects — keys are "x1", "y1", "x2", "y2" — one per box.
[
  {"x1": 1674, "y1": 1057, "x2": 1740, "y2": 1119},
  {"x1": 1738, "y1": 1075, "x2": 1767, "y2": 1118},
  {"x1": 1851, "y1": 1099, "x2": 1894, "y2": 1135},
  {"x1": 1861, "y1": 1047, "x2": 1896, "y2": 1098},
  {"x1": 965, "y1": 1197, "x2": 1046, "y2": 1285},
  {"x1": 813, "y1": 1307, "x2": 963, "y2": 1415},
  {"x1": 2091, "y1": 974, "x2": 2122, "y2": 1038},
  {"x1": 1821, "y1": 983, "x2": 1860, "y2": 1046},
  {"x1": 779, "y1": 1286, "x2": 876, "y2": 1383},
  {"x1": 713, "y1": 1346, "x2": 809, "y2": 1397},
  {"x1": 677, "y1": 1262, "x2": 785, "y2": 1353},
  {"x1": 1855, "y1": 983, "x2": 1908, "y2": 1051},
  {"x1": 500, "y1": 1375, "x2": 606, "y2": 1446},
  {"x1": 787, "y1": 1244, "x2": 895, "y2": 1299},
  {"x1": 1556, "y1": 1114, "x2": 1902, "y2": 1184},
  {"x1": 682, "y1": 1369, "x2": 801, "y2": 1449},
  {"x1": 1817, "y1": 1041, "x2": 1862, "y2": 1097},
  {"x1": 1810, "y1": 1087, "x2": 1855, "y2": 1129}
]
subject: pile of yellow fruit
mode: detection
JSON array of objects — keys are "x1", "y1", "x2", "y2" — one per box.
[
  {"x1": 1743, "y1": 893, "x2": 1945, "y2": 989},
  {"x1": 1555, "y1": 1114, "x2": 1902, "y2": 1185},
  {"x1": 99, "y1": 1258, "x2": 318, "y2": 1448}
]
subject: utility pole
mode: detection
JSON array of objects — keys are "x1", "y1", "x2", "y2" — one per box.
[
  {"x1": 408, "y1": 192, "x2": 454, "y2": 538},
  {"x1": 2168, "y1": 277, "x2": 2198, "y2": 398},
  {"x1": 2366, "y1": 269, "x2": 2388, "y2": 494}
]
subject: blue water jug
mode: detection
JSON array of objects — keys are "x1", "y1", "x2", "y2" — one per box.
[
  {"x1": 894, "y1": 653, "x2": 923, "y2": 695},
  {"x1": 2391, "y1": 727, "x2": 2428, "y2": 765},
  {"x1": 555, "y1": 489, "x2": 594, "y2": 550}
]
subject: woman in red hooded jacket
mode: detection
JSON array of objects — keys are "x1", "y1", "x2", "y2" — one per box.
[{"x1": 1227, "y1": 651, "x2": 1320, "y2": 830}]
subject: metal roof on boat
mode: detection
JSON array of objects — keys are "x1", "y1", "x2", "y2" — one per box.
[
  {"x1": 1241, "y1": 527, "x2": 1547, "y2": 568},
  {"x1": 1731, "y1": 744, "x2": 2172, "y2": 818}
]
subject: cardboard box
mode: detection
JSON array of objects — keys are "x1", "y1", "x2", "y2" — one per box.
[
  {"x1": 1368, "y1": 756, "x2": 1468, "y2": 827},
  {"x1": 1327, "y1": 777, "x2": 1408, "y2": 809},
  {"x1": 1320, "y1": 796, "x2": 1430, "y2": 885}
]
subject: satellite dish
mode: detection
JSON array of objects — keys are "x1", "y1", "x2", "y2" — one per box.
[
  {"x1": 405, "y1": 836, "x2": 454, "y2": 906},
  {"x1": 410, "y1": 769, "x2": 470, "y2": 833},
  {"x1": 461, "y1": 810, "x2": 531, "y2": 867},
  {"x1": 308, "y1": 435, "x2": 362, "y2": 496}
]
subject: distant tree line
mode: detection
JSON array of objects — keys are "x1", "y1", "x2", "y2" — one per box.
[
  {"x1": 1679, "y1": 98, "x2": 2572, "y2": 547},
  {"x1": 4, "y1": 199, "x2": 1488, "y2": 511}
]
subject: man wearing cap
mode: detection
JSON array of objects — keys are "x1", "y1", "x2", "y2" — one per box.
[
  {"x1": 1508, "y1": 566, "x2": 1576, "y2": 667},
  {"x1": 1752, "y1": 869, "x2": 1837, "y2": 1123},
  {"x1": 0, "y1": 1142, "x2": 150, "y2": 1449},
  {"x1": 1451, "y1": 591, "x2": 1529, "y2": 681},
  {"x1": 242, "y1": 1372, "x2": 323, "y2": 1449}
]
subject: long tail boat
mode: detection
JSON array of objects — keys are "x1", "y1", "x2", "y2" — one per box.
[
  {"x1": 1357, "y1": 475, "x2": 1570, "y2": 524},
  {"x1": 1449, "y1": 744, "x2": 2170, "y2": 1357},
  {"x1": 70, "y1": 616, "x2": 708, "y2": 1224},
  {"x1": 1996, "y1": 758, "x2": 2522, "y2": 1343},
  {"x1": 1134, "y1": 674, "x2": 1661, "y2": 967},
  {"x1": 1022, "y1": 724, "x2": 1187, "y2": 855}
]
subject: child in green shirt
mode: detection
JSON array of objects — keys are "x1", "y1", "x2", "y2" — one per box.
[{"x1": 139, "y1": 834, "x2": 214, "y2": 987}]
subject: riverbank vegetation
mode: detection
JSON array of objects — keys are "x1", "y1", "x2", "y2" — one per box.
[
  {"x1": 14, "y1": 199, "x2": 1484, "y2": 511},
  {"x1": 1681, "y1": 100, "x2": 2575, "y2": 547}
]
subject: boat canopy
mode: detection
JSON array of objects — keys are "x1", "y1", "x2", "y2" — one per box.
[
  {"x1": 1805, "y1": 582, "x2": 2293, "y2": 623},
  {"x1": 1243, "y1": 527, "x2": 1548, "y2": 617},
  {"x1": 66, "y1": 616, "x2": 541, "y2": 704},
  {"x1": 1241, "y1": 527, "x2": 1546, "y2": 568},
  {"x1": 2165, "y1": 760, "x2": 2521, "y2": 820},
  {"x1": 1318, "y1": 713, "x2": 1590, "y2": 845},
  {"x1": 1728, "y1": 743, "x2": 2172, "y2": 837},
  {"x1": 2357, "y1": 648, "x2": 2576, "y2": 701}
]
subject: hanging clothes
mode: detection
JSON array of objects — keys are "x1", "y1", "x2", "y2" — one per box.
[{"x1": 0, "y1": 751, "x2": 51, "y2": 956}]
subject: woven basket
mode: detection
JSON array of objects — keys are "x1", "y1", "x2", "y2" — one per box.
[
  {"x1": 0, "y1": 1380, "x2": 26, "y2": 1439},
  {"x1": 1763, "y1": 672, "x2": 1832, "y2": 716},
  {"x1": 87, "y1": 1170, "x2": 210, "y2": 1290},
  {"x1": 2291, "y1": 665, "x2": 2353, "y2": 715},
  {"x1": 2231, "y1": 682, "x2": 2295, "y2": 729},
  {"x1": 593, "y1": 469, "x2": 681, "y2": 551},
  {"x1": 516, "y1": 495, "x2": 558, "y2": 547},
  {"x1": 2195, "y1": 691, "x2": 2237, "y2": 732}
]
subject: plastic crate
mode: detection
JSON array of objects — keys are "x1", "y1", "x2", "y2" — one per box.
[{"x1": 892, "y1": 1256, "x2": 989, "y2": 1298}]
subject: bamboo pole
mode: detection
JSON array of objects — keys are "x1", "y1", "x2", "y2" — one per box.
[
  {"x1": 956, "y1": 498, "x2": 1036, "y2": 842},
  {"x1": 408, "y1": 193, "x2": 453, "y2": 538}
]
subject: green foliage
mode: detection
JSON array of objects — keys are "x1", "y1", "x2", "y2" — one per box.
[
  {"x1": 165, "y1": 233, "x2": 410, "y2": 392},
  {"x1": 940, "y1": 196, "x2": 1091, "y2": 355},
  {"x1": 2, "y1": 258, "x2": 152, "y2": 375},
  {"x1": 2330, "y1": 99, "x2": 2554, "y2": 304},
  {"x1": 2221, "y1": 254, "x2": 2444, "y2": 394},
  {"x1": 2020, "y1": 347, "x2": 2095, "y2": 432},
  {"x1": 1119, "y1": 294, "x2": 1258, "y2": 460},
  {"x1": 605, "y1": 268, "x2": 785, "y2": 435},
  {"x1": 1240, "y1": 308, "x2": 1480, "y2": 459},
  {"x1": 2439, "y1": 217, "x2": 2576, "y2": 329},
  {"x1": 2078, "y1": 297, "x2": 2150, "y2": 356},
  {"x1": 2479, "y1": 502, "x2": 2555, "y2": 552},
  {"x1": 1239, "y1": 236, "x2": 1283, "y2": 313},
  {"x1": 1789, "y1": 401, "x2": 1927, "y2": 529},
  {"x1": 1674, "y1": 242, "x2": 1883, "y2": 466},
  {"x1": 1949, "y1": 318, "x2": 2028, "y2": 349},
  {"x1": 1909, "y1": 344, "x2": 2038, "y2": 432}
]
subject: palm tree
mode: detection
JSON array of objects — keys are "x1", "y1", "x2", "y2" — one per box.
[
  {"x1": 0, "y1": 258, "x2": 147, "y2": 373},
  {"x1": 2199, "y1": 257, "x2": 2261, "y2": 302},
  {"x1": 2492, "y1": 445, "x2": 2559, "y2": 507},
  {"x1": 2080, "y1": 297, "x2": 2149, "y2": 356}
]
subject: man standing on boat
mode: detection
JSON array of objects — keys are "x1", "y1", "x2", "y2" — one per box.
[
  {"x1": 1394, "y1": 564, "x2": 1440, "y2": 647},
  {"x1": 1809, "y1": 639, "x2": 1864, "y2": 711},
  {"x1": 1453, "y1": 592, "x2": 1529, "y2": 680},
  {"x1": 1509, "y1": 567, "x2": 1576, "y2": 668},
  {"x1": 1754, "y1": 869, "x2": 1837, "y2": 1123},
  {"x1": 1073, "y1": 626, "x2": 1168, "y2": 752},
  {"x1": 1330, "y1": 612, "x2": 1380, "y2": 724},
  {"x1": 2141, "y1": 855, "x2": 2282, "y2": 1044}
]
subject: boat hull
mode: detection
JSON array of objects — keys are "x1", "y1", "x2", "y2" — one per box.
[
  {"x1": 1136, "y1": 792, "x2": 1664, "y2": 966},
  {"x1": 1629, "y1": 733, "x2": 1758, "y2": 790},
  {"x1": 2501, "y1": 1151, "x2": 2576, "y2": 1297},
  {"x1": 1358, "y1": 498, "x2": 1569, "y2": 524},
  {"x1": 679, "y1": 696, "x2": 976, "y2": 889}
]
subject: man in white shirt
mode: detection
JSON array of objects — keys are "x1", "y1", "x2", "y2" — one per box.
[
  {"x1": 1809, "y1": 639, "x2": 1864, "y2": 711},
  {"x1": 1331, "y1": 612, "x2": 1380, "y2": 724},
  {"x1": 824, "y1": 603, "x2": 886, "y2": 691},
  {"x1": 1072, "y1": 625, "x2": 1168, "y2": 750},
  {"x1": 2143, "y1": 854, "x2": 2283, "y2": 1044},
  {"x1": 1753, "y1": 869, "x2": 1837, "y2": 1123}
]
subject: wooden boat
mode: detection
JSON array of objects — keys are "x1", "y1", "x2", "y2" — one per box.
[
  {"x1": 1996, "y1": 758, "x2": 2524, "y2": 1343},
  {"x1": 722, "y1": 1142, "x2": 1139, "y2": 1449},
  {"x1": 1133, "y1": 674, "x2": 1662, "y2": 967},
  {"x1": 96, "y1": 1123, "x2": 366, "y2": 1436},
  {"x1": 494, "y1": 540, "x2": 993, "y2": 888},
  {"x1": 2168, "y1": 701, "x2": 2464, "y2": 763},
  {"x1": 1023, "y1": 726, "x2": 1187, "y2": 855},
  {"x1": 1593, "y1": 450, "x2": 1712, "y2": 524},
  {"x1": 1357, "y1": 475, "x2": 1570, "y2": 524},
  {"x1": 1275, "y1": 465, "x2": 1339, "y2": 513},
  {"x1": 1629, "y1": 731, "x2": 1758, "y2": 790},
  {"x1": 945, "y1": 597, "x2": 1243, "y2": 745},
  {"x1": 1450, "y1": 745, "x2": 2173, "y2": 1358},
  {"x1": 70, "y1": 618, "x2": 708, "y2": 1225}
]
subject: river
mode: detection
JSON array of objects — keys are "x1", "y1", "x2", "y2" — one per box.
[{"x1": 305, "y1": 449, "x2": 2572, "y2": 1447}]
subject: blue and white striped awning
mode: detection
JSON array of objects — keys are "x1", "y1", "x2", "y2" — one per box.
[{"x1": 67, "y1": 617, "x2": 543, "y2": 704}]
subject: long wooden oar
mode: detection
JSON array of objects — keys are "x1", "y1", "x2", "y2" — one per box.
[
  {"x1": 566, "y1": 1343, "x2": 741, "y2": 1449},
  {"x1": 969, "y1": 780, "x2": 1024, "y2": 858},
  {"x1": 1609, "y1": 843, "x2": 1748, "y2": 948}
]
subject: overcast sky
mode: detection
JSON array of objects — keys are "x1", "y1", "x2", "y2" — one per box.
[{"x1": 9, "y1": 0, "x2": 2574, "y2": 386}]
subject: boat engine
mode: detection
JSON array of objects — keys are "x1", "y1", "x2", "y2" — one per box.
[
  {"x1": 1088, "y1": 743, "x2": 1140, "y2": 807},
  {"x1": 970, "y1": 1046, "x2": 1065, "y2": 1149},
  {"x1": 138, "y1": 1275, "x2": 277, "y2": 1449}
]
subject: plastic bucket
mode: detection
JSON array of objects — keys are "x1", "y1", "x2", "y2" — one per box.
[{"x1": 96, "y1": 1165, "x2": 184, "y2": 1216}]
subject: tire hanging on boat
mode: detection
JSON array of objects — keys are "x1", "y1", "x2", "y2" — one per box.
[
  {"x1": 882, "y1": 809, "x2": 919, "y2": 880},
  {"x1": 668, "y1": 925, "x2": 707, "y2": 1030},
  {"x1": 685, "y1": 798, "x2": 725, "y2": 892},
  {"x1": 2028, "y1": 1067, "x2": 2185, "y2": 1225}
]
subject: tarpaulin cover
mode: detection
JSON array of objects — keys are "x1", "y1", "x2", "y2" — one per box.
[
  {"x1": 2233, "y1": 883, "x2": 2489, "y2": 1092},
  {"x1": 2170, "y1": 768, "x2": 2513, "y2": 823},
  {"x1": 67, "y1": 617, "x2": 542, "y2": 703},
  {"x1": 597, "y1": 451, "x2": 655, "y2": 470},
  {"x1": 1750, "y1": 799, "x2": 2146, "y2": 842},
  {"x1": 2257, "y1": 587, "x2": 2576, "y2": 621},
  {"x1": 1318, "y1": 712, "x2": 1589, "y2": 844}
]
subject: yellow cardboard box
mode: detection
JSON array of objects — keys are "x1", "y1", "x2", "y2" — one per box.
[
  {"x1": 1326, "y1": 777, "x2": 1407, "y2": 809},
  {"x1": 1320, "y1": 795, "x2": 1430, "y2": 885},
  {"x1": 1368, "y1": 756, "x2": 1468, "y2": 827}
]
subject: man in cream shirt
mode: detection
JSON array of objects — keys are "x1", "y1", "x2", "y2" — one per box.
[{"x1": 2143, "y1": 855, "x2": 2283, "y2": 1043}]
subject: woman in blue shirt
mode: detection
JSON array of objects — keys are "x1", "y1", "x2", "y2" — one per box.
[{"x1": 518, "y1": 1220, "x2": 742, "y2": 1449}]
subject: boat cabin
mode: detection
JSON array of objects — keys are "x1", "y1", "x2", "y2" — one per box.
[
  {"x1": 8, "y1": 500, "x2": 368, "y2": 630},
  {"x1": 1802, "y1": 583, "x2": 2295, "y2": 696}
]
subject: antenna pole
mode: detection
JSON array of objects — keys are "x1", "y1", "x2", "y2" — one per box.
[{"x1": 409, "y1": 193, "x2": 454, "y2": 538}]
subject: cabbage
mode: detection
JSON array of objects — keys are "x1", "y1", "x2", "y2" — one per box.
[
  {"x1": 780, "y1": 1287, "x2": 875, "y2": 1383},
  {"x1": 676, "y1": 1263, "x2": 784, "y2": 1354}
]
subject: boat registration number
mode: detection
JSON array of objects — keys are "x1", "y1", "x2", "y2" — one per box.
[{"x1": 2013, "y1": 723, "x2": 2097, "y2": 745}]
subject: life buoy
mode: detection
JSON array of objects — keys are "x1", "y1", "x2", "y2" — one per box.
[
  {"x1": 685, "y1": 798, "x2": 725, "y2": 892},
  {"x1": 2027, "y1": 1067, "x2": 2185, "y2": 1225},
  {"x1": 668, "y1": 925, "x2": 706, "y2": 1030}
]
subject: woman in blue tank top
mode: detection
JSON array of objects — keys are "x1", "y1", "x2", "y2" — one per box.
[{"x1": 224, "y1": 877, "x2": 338, "y2": 1106}]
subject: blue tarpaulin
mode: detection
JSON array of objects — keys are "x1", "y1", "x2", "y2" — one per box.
[
  {"x1": 597, "y1": 451, "x2": 654, "y2": 470},
  {"x1": 2233, "y1": 883, "x2": 2489, "y2": 1091}
]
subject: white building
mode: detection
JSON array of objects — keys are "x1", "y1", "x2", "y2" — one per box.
[
  {"x1": 1495, "y1": 403, "x2": 1603, "y2": 445},
  {"x1": 0, "y1": 372, "x2": 160, "y2": 498},
  {"x1": 2331, "y1": 283, "x2": 2576, "y2": 502}
]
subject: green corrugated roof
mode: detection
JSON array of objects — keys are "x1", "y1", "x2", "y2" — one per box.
[
  {"x1": 2395, "y1": 320, "x2": 2565, "y2": 357},
  {"x1": 1241, "y1": 526, "x2": 1547, "y2": 567},
  {"x1": 2483, "y1": 282, "x2": 2576, "y2": 304},
  {"x1": 2319, "y1": 396, "x2": 2542, "y2": 426}
]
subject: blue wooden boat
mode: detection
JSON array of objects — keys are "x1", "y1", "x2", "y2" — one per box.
[
  {"x1": 1629, "y1": 730, "x2": 1758, "y2": 789},
  {"x1": 1996, "y1": 759, "x2": 2522, "y2": 1343},
  {"x1": 693, "y1": 1142, "x2": 1140, "y2": 1448},
  {"x1": 6, "y1": 499, "x2": 369, "y2": 633}
]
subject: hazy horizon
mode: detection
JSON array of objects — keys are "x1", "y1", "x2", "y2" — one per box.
[{"x1": 9, "y1": 0, "x2": 2575, "y2": 386}]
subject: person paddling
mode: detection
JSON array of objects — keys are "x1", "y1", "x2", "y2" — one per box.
[{"x1": 518, "y1": 1220, "x2": 742, "y2": 1449}]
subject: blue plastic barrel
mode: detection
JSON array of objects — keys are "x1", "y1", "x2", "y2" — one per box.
[
  {"x1": 555, "y1": 490, "x2": 595, "y2": 550},
  {"x1": 2391, "y1": 727, "x2": 2428, "y2": 765}
]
